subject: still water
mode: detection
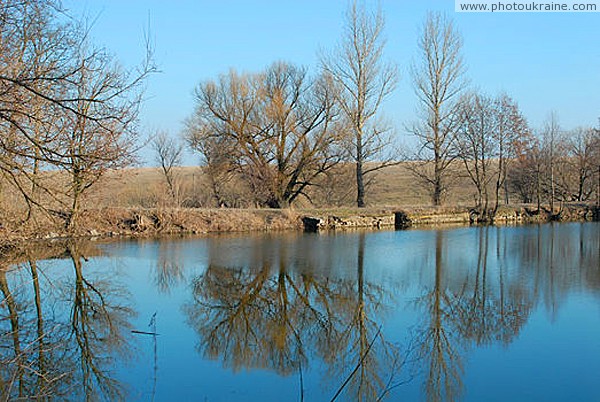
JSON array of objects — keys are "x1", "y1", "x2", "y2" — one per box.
[{"x1": 1, "y1": 223, "x2": 599, "y2": 401}]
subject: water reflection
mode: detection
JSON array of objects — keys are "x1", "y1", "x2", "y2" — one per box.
[
  {"x1": 0, "y1": 223, "x2": 598, "y2": 401},
  {"x1": 184, "y1": 233, "x2": 402, "y2": 401},
  {"x1": 413, "y1": 231, "x2": 466, "y2": 402},
  {"x1": 0, "y1": 241, "x2": 135, "y2": 401}
]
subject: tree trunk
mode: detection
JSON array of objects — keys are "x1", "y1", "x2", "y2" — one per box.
[
  {"x1": 550, "y1": 162, "x2": 555, "y2": 211},
  {"x1": 356, "y1": 159, "x2": 365, "y2": 208},
  {"x1": 433, "y1": 160, "x2": 442, "y2": 206},
  {"x1": 536, "y1": 165, "x2": 541, "y2": 212},
  {"x1": 67, "y1": 189, "x2": 81, "y2": 231}
]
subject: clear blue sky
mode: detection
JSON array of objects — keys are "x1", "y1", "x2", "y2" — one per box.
[{"x1": 63, "y1": 0, "x2": 600, "y2": 164}]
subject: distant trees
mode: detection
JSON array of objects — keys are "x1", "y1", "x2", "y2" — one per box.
[
  {"x1": 0, "y1": 0, "x2": 154, "y2": 230},
  {"x1": 185, "y1": 62, "x2": 344, "y2": 208},
  {"x1": 409, "y1": 12, "x2": 468, "y2": 206},
  {"x1": 508, "y1": 135, "x2": 544, "y2": 207},
  {"x1": 553, "y1": 127, "x2": 599, "y2": 202},
  {"x1": 455, "y1": 92, "x2": 530, "y2": 221},
  {"x1": 152, "y1": 131, "x2": 183, "y2": 206},
  {"x1": 507, "y1": 118, "x2": 599, "y2": 208},
  {"x1": 181, "y1": 7, "x2": 598, "y2": 213},
  {"x1": 455, "y1": 93, "x2": 497, "y2": 219},
  {"x1": 493, "y1": 94, "x2": 530, "y2": 205},
  {"x1": 321, "y1": 1, "x2": 398, "y2": 207}
]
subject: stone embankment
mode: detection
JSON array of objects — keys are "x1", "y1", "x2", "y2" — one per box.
[{"x1": 301, "y1": 204, "x2": 599, "y2": 232}]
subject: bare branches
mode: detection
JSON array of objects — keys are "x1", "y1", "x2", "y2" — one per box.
[
  {"x1": 321, "y1": 1, "x2": 398, "y2": 207},
  {"x1": 152, "y1": 131, "x2": 183, "y2": 206},
  {"x1": 409, "y1": 12, "x2": 467, "y2": 206},
  {"x1": 454, "y1": 92, "x2": 498, "y2": 220},
  {"x1": 0, "y1": 0, "x2": 156, "y2": 230},
  {"x1": 185, "y1": 62, "x2": 344, "y2": 208}
]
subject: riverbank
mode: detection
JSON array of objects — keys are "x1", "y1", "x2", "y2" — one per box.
[{"x1": 0, "y1": 204, "x2": 598, "y2": 248}]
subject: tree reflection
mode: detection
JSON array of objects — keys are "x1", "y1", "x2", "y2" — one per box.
[
  {"x1": 327, "y1": 233, "x2": 401, "y2": 402},
  {"x1": 154, "y1": 241, "x2": 186, "y2": 294},
  {"x1": 0, "y1": 241, "x2": 135, "y2": 401},
  {"x1": 456, "y1": 227, "x2": 532, "y2": 346},
  {"x1": 413, "y1": 231, "x2": 465, "y2": 402},
  {"x1": 184, "y1": 233, "x2": 401, "y2": 401},
  {"x1": 0, "y1": 266, "x2": 24, "y2": 397},
  {"x1": 67, "y1": 241, "x2": 135, "y2": 400},
  {"x1": 1, "y1": 222, "x2": 597, "y2": 401},
  {"x1": 185, "y1": 260, "x2": 340, "y2": 376},
  {"x1": 185, "y1": 224, "x2": 599, "y2": 401}
]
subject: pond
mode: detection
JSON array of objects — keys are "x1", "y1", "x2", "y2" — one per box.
[{"x1": 1, "y1": 222, "x2": 599, "y2": 401}]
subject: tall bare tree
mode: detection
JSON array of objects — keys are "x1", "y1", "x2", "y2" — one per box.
[
  {"x1": 321, "y1": 1, "x2": 398, "y2": 207},
  {"x1": 0, "y1": 0, "x2": 76, "y2": 217},
  {"x1": 542, "y1": 112, "x2": 561, "y2": 210},
  {"x1": 409, "y1": 12, "x2": 468, "y2": 206}
]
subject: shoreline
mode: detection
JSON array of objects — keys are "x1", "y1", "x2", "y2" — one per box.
[{"x1": 1, "y1": 204, "x2": 598, "y2": 249}]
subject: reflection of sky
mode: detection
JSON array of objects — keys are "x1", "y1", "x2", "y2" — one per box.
[
  {"x1": 465, "y1": 294, "x2": 600, "y2": 401},
  {"x1": 4, "y1": 222, "x2": 599, "y2": 401}
]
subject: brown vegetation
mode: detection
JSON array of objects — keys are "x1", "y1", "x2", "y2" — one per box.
[
  {"x1": 1, "y1": 2, "x2": 598, "y2": 246},
  {"x1": 1, "y1": 159, "x2": 598, "y2": 246}
]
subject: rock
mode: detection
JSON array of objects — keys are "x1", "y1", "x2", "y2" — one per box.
[
  {"x1": 302, "y1": 216, "x2": 322, "y2": 232},
  {"x1": 394, "y1": 211, "x2": 412, "y2": 230}
]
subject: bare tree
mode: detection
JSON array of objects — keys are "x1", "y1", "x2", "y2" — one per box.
[
  {"x1": 0, "y1": 0, "x2": 76, "y2": 218},
  {"x1": 493, "y1": 94, "x2": 529, "y2": 206},
  {"x1": 457, "y1": 92, "x2": 530, "y2": 220},
  {"x1": 508, "y1": 134, "x2": 546, "y2": 210},
  {"x1": 455, "y1": 93, "x2": 497, "y2": 221},
  {"x1": 409, "y1": 12, "x2": 468, "y2": 206},
  {"x1": 0, "y1": 0, "x2": 155, "y2": 230},
  {"x1": 59, "y1": 31, "x2": 153, "y2": 230},
  {"x1": 542, "y1": 112, "x2": 561, "y2": 210},
  {"x1": 152, "y1": 131, "x2": 183, "y2": 205},
  {"x1": 554, "y1": 127, "x2": 599, "y2": 202},
  {"x1": 186, "y1": 62, "x2": 344, "y2": 208},
  {"x1": 184, "y1": 120, "x2": 239, "y2": 207},
  {"x1": 321, "y1": 1, "x2": 398, "y2": 207}
]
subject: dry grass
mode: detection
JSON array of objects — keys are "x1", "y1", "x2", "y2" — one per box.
[
  {"x1": 1, "y1": 162, "x2": 597, "y2": 246},
  {"x1": 85, "y1": 162, "x2": 478, "y2": 210}
]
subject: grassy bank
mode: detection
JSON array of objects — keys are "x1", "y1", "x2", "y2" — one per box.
[{"x1": 1, "y1": 203, "x2": 597, "y2": 248}]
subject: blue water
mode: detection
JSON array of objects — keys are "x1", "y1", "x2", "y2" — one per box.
[{"x1": 1, "y1": 222, "x2": 598, "y2": 401}]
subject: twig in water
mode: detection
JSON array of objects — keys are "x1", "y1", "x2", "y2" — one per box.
[
  {"x1": 299, "y1": 360, "x2": 304, "y2": 402},
  {"x1": 329, "y1": 325, "x2": 382, "y2": 402},
  {"x1": 131, "y1": 330, "x2": 159, "y2": 336}
]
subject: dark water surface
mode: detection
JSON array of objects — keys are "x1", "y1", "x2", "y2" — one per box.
[{"x1": 1, "y1": 223, "x2": 599, "y2": 401}]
